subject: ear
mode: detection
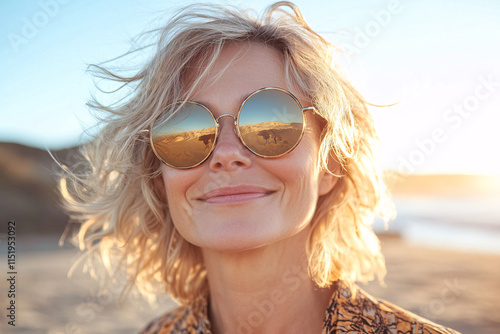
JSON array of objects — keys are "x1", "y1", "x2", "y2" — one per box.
[{"x1": 317, "y1": 158, "x2": 341, "y2": 196}]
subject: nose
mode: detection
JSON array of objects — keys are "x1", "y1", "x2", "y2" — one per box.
[{"x1": 208, "y1": 114, "x2": 252, "y2": 171}]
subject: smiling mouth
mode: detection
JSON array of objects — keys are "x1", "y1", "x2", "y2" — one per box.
[{"x1": 198, "y1": 186, "x2": 276, "y2": 205}]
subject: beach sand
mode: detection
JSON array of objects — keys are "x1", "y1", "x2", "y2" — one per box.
[{"x1": 0, "y1": 234, "x2": 498, "y2": 334}]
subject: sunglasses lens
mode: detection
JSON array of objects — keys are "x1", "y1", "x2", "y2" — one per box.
[
  {"x1": 238, "y1": 90, "x2": 304, "y2": 157},
  {"x1": 151, "y1": 103, "x2": 216, "y2": 168}
]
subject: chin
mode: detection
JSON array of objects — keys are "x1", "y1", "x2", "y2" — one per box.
[
  {"x1": 199, "y1": 227, "x2": 279, "y2": 253},
  {"x1": 196, "y1": 220, "x2": 306, "y2": 254},
  {"x1": 204, "y1": 239, "x2": 270, "y2": 253}
]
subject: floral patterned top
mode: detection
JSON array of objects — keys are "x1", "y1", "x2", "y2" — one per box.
[{"x1": 140, "y1": 280, "x2": 460, "y2": 333}]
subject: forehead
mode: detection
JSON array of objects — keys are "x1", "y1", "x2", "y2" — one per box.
[{"x1": 183, "y1": 42, "x2": 298, "y2": 106}]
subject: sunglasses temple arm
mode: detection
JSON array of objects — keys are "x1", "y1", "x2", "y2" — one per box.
[{"x1": 303, "y1": 106, "x2": 323, "y2": 117}]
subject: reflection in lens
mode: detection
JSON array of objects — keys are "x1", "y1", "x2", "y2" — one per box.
[
  {"x1": 151, "y1": 103, "x2": 216, "y2": 168},
  {"x1": 238, "y1": 90, "x2": 304, "y2": 157}
]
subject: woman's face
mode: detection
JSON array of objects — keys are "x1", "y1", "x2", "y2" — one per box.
[{"x1": 160, "y1": 42, "x2": 337, "y2": 252}]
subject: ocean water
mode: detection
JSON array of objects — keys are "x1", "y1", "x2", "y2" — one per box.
[{"x1": 373, "y1": 195, "x2": 500, "y2": 254}]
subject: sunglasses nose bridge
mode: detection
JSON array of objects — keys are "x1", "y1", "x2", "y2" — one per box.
[
  {"x1": 216, "y1": 113, "x2": 237, "y2": 122},
  {"x1": 216, "y1": 113, "x2": 238, "y2": 136}
]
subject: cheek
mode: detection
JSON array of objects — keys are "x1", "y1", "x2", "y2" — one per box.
[
  {"x1": 269, "y1": 130, "x2": 322, "y2": 214},
  {"x1": 160, "y1": 166, "x2": 197, "y2": 234},
  {"x1": 161, "y1": 168, "x2": 184, "y2": 201}
]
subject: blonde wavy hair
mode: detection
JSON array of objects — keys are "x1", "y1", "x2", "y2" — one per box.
[{"x1": 60, "y1": 1, "x2": 395, "y2": 304}]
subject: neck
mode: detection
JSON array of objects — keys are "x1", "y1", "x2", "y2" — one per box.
[{"x1": 201, "y1": 228, "x2": 334, "y2": 334}]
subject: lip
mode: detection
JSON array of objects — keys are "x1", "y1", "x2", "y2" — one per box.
[{"x1": 198, "y1": 186, "x2": 276, "y2": 205}]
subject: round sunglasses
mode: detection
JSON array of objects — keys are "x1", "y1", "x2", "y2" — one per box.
[{"x1": 147, "y1": 87, "x2": 319, "y2": 169}]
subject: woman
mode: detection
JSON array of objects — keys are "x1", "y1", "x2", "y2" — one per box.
[{"x1": 61, "y1": 2, "x2": 460, "y2": 333}]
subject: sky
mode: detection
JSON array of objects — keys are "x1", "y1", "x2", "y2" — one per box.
[{"x1": 1, "y1": 0, "x2": 499, "y2": 174}]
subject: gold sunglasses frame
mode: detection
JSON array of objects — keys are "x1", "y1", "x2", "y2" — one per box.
[{"x1": 147, "y1": 87, "x2": 318, "y2": 169}]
